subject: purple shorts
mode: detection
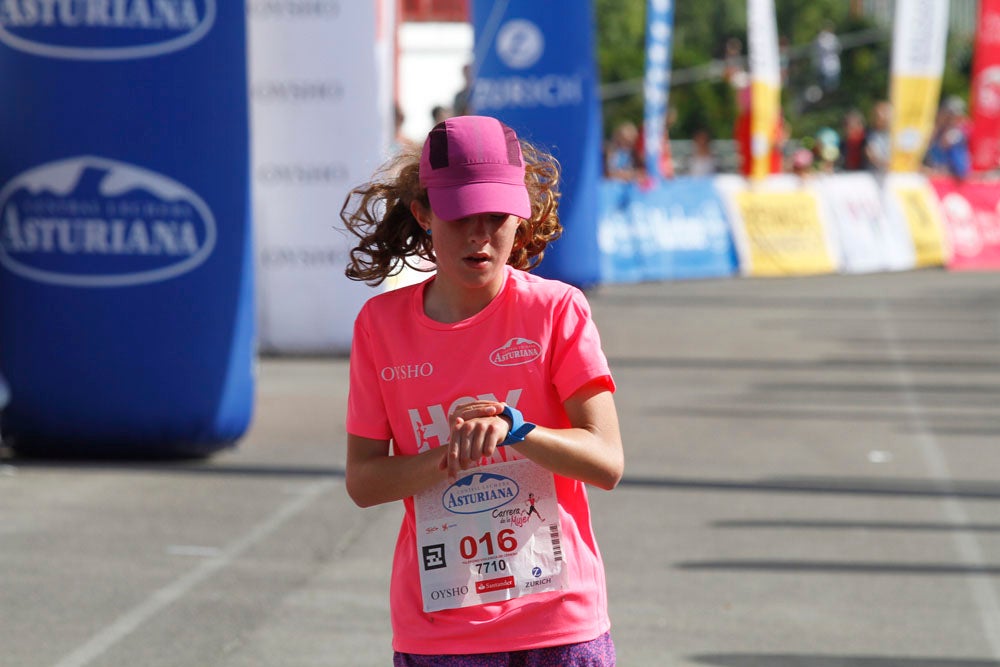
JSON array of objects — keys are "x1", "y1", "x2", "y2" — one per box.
[{"x1": 393, "y1": 632, "x2": 615, "y2": 667}]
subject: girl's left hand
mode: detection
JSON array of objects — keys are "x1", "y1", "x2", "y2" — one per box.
[{"x1": 441, "y1": 401, "x2": 509, "y2": 477}]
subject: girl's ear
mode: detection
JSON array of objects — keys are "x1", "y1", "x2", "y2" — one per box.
[
  {"x1": 512, "y1": 220, "x2": 528, "y2": 249},
  {"x1": 410, "y1": 200, "x2": 431, "y2": 231}
]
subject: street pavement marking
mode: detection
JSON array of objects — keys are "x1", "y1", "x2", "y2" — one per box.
[
  {"x1": 50, "y1": 479, "x2": 337, "y2": 667},
  {"x1": 877, "y1": 301, "x2": 1000, "y2": 658},
  {"x1": 166, "y1": 545, "x2": 223, "y2": 558}
]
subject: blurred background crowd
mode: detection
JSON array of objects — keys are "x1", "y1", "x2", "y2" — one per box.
[{"x1": 591, "y1": 0, "x2": 978, "y2": 181}]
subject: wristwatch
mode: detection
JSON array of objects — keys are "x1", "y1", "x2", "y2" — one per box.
[{"x1": 499, "y1": 405, "x2": 536, "y2": 446}]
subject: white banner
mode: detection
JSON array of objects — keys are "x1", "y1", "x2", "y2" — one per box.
[
  {"x1": 891, "y1": 0, "x2": 950, "y2": 78},
  {"x1": 815, "y1": 173, "x2": 897, "y2": 273},
  {"x1": 249, "y1": 1, "x2": 395, "y2": 353}
]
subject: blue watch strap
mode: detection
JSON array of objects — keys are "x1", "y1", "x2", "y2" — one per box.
[{"x1": 499, "y1": 405, "x2": 535, "y2": 446}]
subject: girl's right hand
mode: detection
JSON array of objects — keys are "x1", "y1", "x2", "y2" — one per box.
[{"x1": 439, "y1": 400, "x2": 509, "y2": 477}]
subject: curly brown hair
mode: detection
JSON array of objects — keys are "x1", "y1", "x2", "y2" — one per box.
[{"x1": 340, "y1": 140, "x2": 562, "y2": 286}]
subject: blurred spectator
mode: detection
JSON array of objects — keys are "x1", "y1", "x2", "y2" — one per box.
[
  {"x1": 636, "y1": 107, "x2": 677, "y2": 180},
  {"x1": 431, "y1": 105, "x2": 453, "y2": 125},
  {"x1": 723, "y1": 37, "x2": 746, "y2": 87},
  {"x1": 813, "y1": 21, "x2": 842, "y2": 93},
  {"x1": 390, "y1": 104, "x2": 418, "y2": 154},
  {"x1": 779, "y1": 35, "x2": 791, "y2": 85},
  {"x1": 841, "y1": 109, "x2": 868, "y2": 171},
  {"x1": 452, "y1": 63, "x2": 474, "y2": 116},
  {"x1": 925, "y1": 96, "x2": 972, "y2": 180},
  {"x1": 864, "y1": 100, "x2": 892, "y2": 172},
  {"x1": 688, "y1": 128, "x2": 717, "y2": 176},
  {"x1": 605, "y1": 121, "x2": 642, "y2": 181},
  {"x1": 791, "y1": 148, "x2": 815, "y2": 178},
  {"x1": 814, "y1": 126, "x2": 840, "y2": 173}
]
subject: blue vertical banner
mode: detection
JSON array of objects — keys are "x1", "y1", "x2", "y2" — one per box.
[
  {"x1": 470, "y1": 0, "x2": 603, "y2": 288},
  {"x1": 0, "y1": 4, "x2": 255, "y2": 457},
  {"x1": 643, "y1": 0, "x2": 675, "y2": 180}
]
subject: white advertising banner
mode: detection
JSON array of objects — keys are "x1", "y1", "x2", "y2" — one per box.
[
  {"x1": 249, "y1": 1, "x2": 395, "y2": 353},
  {"x1": 814, "y1": 173, "x2": 897, "y2": 273}
]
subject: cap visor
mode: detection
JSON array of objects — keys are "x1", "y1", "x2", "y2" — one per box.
[{"x1": 428, "y1": 183, "x2": 531, "y2": 222}]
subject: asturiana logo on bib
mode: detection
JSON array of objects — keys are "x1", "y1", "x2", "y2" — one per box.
[
  {"x1": 0, "y1": 156, "x2": 217, "y2": 287},
  {"x1": 490, "y1": 337, "x2": 541, "y2": 367},
  {"x1": 0, "y1": 0, "x2": 215, "y2": 60},
  {"x1": 442, "y1": 472, "x2": 519, "y2": 515}
]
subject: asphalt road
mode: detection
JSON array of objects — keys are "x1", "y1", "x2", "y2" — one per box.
[{"x1": 2, "y1": 268, "x2": 1000, "y2": 667}]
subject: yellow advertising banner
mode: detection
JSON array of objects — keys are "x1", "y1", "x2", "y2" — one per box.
[
  {"x1": 891, "y1": 184, "x2": 949, "y2": 266},
  {"x1": 734, "y1": 190, "x2": 836, "y2": 276}
]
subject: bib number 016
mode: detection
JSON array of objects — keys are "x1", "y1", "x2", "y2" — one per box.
[{"x1": 459, "y1": 528, "x2": 518, "y2": 560}]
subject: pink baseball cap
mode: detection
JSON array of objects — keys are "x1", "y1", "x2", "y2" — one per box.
[{"x1": 419, "y1": 115, "x2": 531, "y2": 222}]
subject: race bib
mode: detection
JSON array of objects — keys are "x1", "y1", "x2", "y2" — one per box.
[{"x1": 414, "y1": 458, "x2": 566, "y2": 612}]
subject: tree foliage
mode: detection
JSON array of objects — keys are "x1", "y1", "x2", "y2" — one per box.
[{"x1": 595, "y1": 0, "x2": 972, "y2": 143}]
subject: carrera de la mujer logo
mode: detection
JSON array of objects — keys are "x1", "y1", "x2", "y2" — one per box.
[
  {"x1": 442, "y1": 472, "x2": 519, "y2": 515},
  {"x1": 0, "y1": 0, "x2": 215, "y2": 60},
  {"x1": 0, "y1": 156, "x2": 217, "y2": 287}
]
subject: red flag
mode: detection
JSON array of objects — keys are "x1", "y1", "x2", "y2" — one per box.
[{"x1": 969, "y1": 0, "x2": 1000, "y2": 172}]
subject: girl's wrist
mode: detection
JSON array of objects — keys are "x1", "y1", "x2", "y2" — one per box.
[
  {"x1": 499, "y1": 405, "x2": 535, "y2": 445},
  {"x1": 497, "y1": 413, "x2": 513, "y2": 437}
]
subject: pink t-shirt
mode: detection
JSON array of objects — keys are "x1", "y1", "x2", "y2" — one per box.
[{"x1": 346, "y1": 266, "x2": 616, "y2": 655}]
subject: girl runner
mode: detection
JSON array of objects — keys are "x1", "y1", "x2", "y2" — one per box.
[{"x1": 341, "y1": 115, "x2": 623, "y2": 666}]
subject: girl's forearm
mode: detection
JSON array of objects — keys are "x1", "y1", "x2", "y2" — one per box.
[
  {"x1": 346, "y1": 445, "x2": 446, "y2": 508},
  {"x1": 509, "y1": 425, "x2": 624, "y2": 491}
]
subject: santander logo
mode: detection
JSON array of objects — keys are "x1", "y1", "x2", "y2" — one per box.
[{"x1": 490, "y1": 337, "x2": 541, "y2": 367}]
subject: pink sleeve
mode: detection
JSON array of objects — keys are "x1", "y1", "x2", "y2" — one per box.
[
  {"x1": 346, "y1": 306, "x2": 392, "y2": 440},
  {"x1": 550, "y1": 288, "x2": 615, "y2": 402}
]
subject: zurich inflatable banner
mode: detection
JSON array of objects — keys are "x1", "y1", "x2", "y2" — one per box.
[
  {"x1": 470, "y1": 0, "x2": 603, "y2": 287},
  {"x1": 0, "y1": 3, "x2": 254, "y2": 457}
]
